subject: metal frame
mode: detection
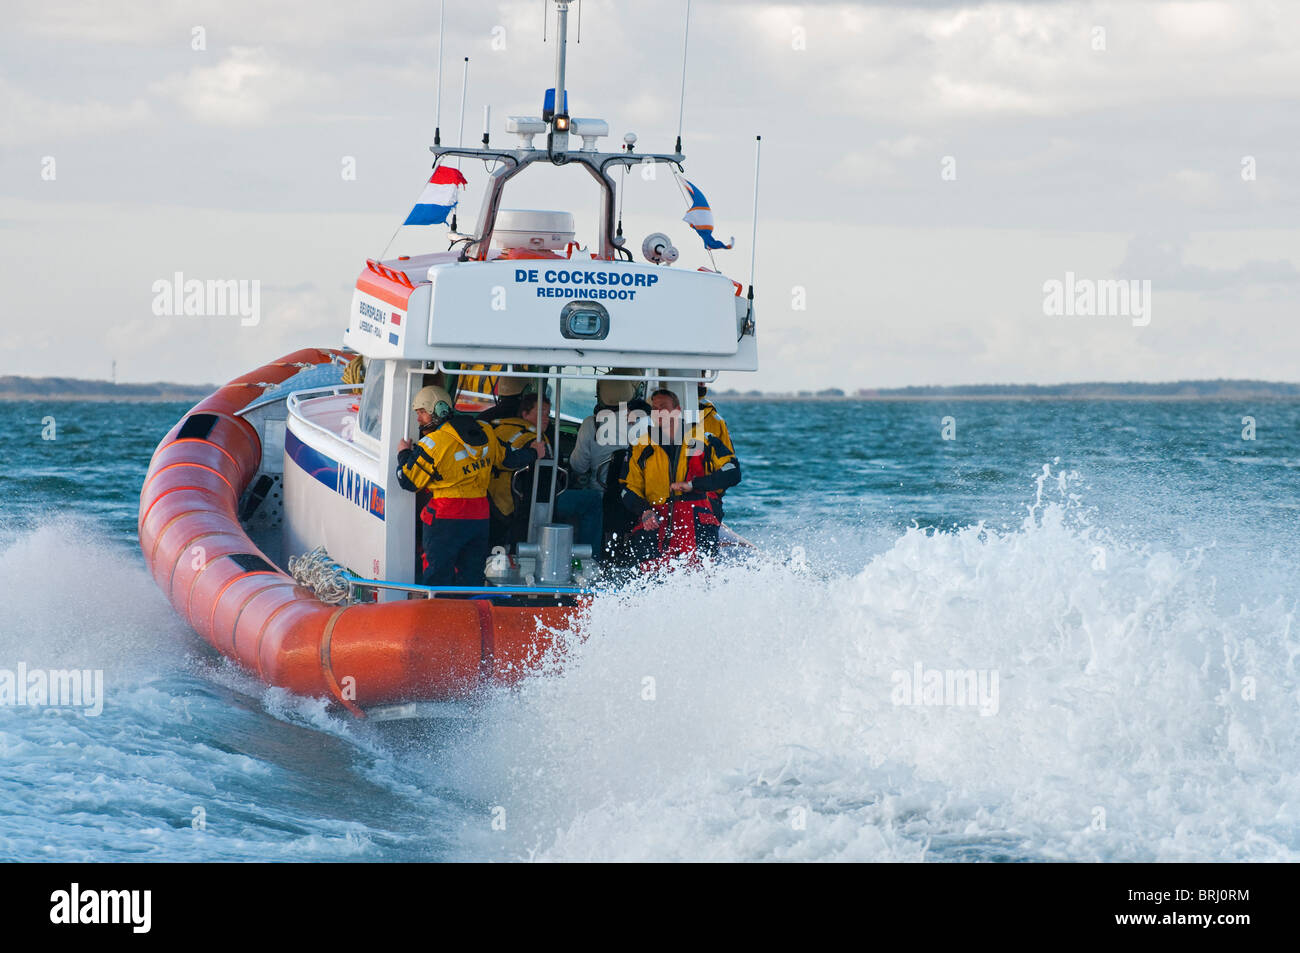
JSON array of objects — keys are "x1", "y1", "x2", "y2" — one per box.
[
  {"x1": 429, "y1": 145, "x2": 683, "y2": 261},
  {"x1": 433, "y1": 361, "x2": 717, "y2": 384},
  {"x1": 525, "y1": 373, "x2": 562, "y2": 539}
]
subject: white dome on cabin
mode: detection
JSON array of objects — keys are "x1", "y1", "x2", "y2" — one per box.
[{"x1": 492, "y1": 209, "x2": 575, "y2": 250}]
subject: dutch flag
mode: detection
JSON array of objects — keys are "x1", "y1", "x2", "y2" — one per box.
[
  {"x1": 677, "y1": 175, "x2": 734, "y2": 251},
  {"x1": 404, "y1": 167, "x2": 468, "y2": 225}
]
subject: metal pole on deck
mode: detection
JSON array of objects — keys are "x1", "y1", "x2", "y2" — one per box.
[
  {"x1": 554, "y1": 2, "x2": 569, "y2": 115},
  {"x1": 748, "y1": 135, "x2": 762, "y2": 303},
  {"x1": 434, "y1": 0, "x2": 445, "y2": 144}
]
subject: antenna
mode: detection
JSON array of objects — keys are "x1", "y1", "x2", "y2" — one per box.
[
  {"x1": 450, "y1": 56, "x2": 469, "y2": 232},
  {"x1": 482, "y1": 104, "x2": 491, "y2": 148},
  {"x1": 675, "y1": 0, "x2": 691, "y2": 154},
  {"x1": 457, "y1": 56, "x2": 469, "y2": 151},
  {"x1": 434, "y1": 0, "x2": 445, "y2": 145},
  {"x1": 748, "y1": 135, "x2": 762, "y2": 303},
  {"x1": 616, "y1": 164, "x2": 627, "y2": 240}
]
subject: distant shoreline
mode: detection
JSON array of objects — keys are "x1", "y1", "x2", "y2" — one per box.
[
  {"x1": 0, "y1": 376, "x2": 215, "y2": 403},
  {"x1": 2, "y1": 376, "x2": 1298, "y2": 403},
  {"x1": 714, "y1": 392, "x2": 1300, "y2": 403},
  {"x1": 712, "y1": 379, "x2": 1300, "y2": 402}
]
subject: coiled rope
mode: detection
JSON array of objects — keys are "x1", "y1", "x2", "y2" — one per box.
[{"x1": 287, "y1": 546, "x2": 351, "y2": 605}]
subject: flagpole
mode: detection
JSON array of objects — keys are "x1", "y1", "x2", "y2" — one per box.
[
  {"x1": 748, "y1": 135, "x2": 762, "y2": 301},
  {"x1": 449, "y1": 56, "x2": 469, "y2": 232}
]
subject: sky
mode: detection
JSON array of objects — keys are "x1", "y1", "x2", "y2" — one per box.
[{"x1": 2, "y1": 0, "x2": 1298, "y2": 392}]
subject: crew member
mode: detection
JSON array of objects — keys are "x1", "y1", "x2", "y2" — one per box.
[
  {"x1": 601, "y1": 398, "x2": 653, "y2": 569},
  {"x1": 397, "y1": 386, "x2": 546, "y2": 587},
  {"x1": 621, "y1": 388, "x2": 741, "y2": 567},
  {"x1": 570, "y1": 377, "x2": 639, "y2": 491},
  {"x1": 478, "y1": 373, "x2": 528, "y2": 424},
  {"x1": 697, "y1": 380, "x2": 735, "y2": 523},
  {"x1": 487, "y1": 391, "x2": 551, "y2": 546},
  {"x1": 490, "y1": 392, "x2": 603, "y2": 550}
]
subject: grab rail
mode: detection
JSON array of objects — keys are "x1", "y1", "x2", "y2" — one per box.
[
  {"x1": 285, "y1": 386, "x2": 377, "y2": 461},
  {"x1": 341, "y1": 572, "x2": 596, "y2": 602}
]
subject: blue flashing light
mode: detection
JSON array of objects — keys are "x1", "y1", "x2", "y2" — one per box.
[{"x1": 543, "y1": 88, "x2": 570, "y2": 119}]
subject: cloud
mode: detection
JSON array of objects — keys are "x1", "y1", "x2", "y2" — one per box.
[
  {"x1": 2, "y1": 1, "x2": 1299, "y2": 389},
  {"x1": 152, "y1": 47, "x2": 316, "y2": 125},
  {"x1": 0, "y1": 76, "x2": 151, "y2": 144},
  {"x1": 739, "y1": 1, "x2": 1300, "y2": 123},
  {"x1": 1118, "y1": 232, "x2": 1300, "y2": 293}
]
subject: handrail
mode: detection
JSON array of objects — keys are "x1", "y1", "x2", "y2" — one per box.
[
  {"x1": 284, "y1": 384, "x2": 363, "y2": 407},
  {"x1": 434, "y1": 362, "x2": 718, "y2": 384},
  {"x1": 285, "y1": 386, "x2": 377, "y2": 461},
  {"x1": 342, "y1": 572, "x2": 596, "y2": 600},
  {"x1": 237, "y1": 382, "x2": 361, "y2": 418}
]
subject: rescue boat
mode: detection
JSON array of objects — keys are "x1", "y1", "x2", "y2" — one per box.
[{"x1": 138, "y1": 0, "x2": 759, "y2": 718}]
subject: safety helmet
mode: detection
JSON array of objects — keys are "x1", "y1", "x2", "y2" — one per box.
[
  {"x1": 597, "y1": 378, "x2": 637, "y2": 406},
  {"x1": 412, "y1": 385, "x2": 453, "y2": 420},
  {"x1": 496, "y1": 376, "x2": 527, "y2": 397}
]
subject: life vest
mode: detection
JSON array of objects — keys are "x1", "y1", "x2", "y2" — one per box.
[
  {"x1": 400, "y1": 416, "x2": 503, "y2": 520},
  {"x1": 623, "y1": 426, "x2": 733, "y2": 505},
  {"x1": 488, "y1": 416, "x2": 548, "y2": 517},
  {"x1": 456, "y1": 363, "x2": 505, "y2": 398},
  {"x1": 698, "y1": 401, "x2": 734, "y2": 500},
  {"x1": 623, "y1": 427, "x2": 730, "y2": 566}
]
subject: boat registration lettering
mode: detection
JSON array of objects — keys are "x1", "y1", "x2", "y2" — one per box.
[
  {"x1": 357, "y1": 299, "x2": 390, "y2": 340},
  {"x1": 336, "y1": 461, "x2": 385, "y2": 519}
]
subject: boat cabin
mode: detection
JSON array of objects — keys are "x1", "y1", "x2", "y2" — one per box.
[{"x1": 242, "y1": 5, "x2": 757, "y2": 600}]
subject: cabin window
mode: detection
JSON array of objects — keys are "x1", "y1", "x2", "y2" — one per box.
[
  {"x1": 357, "y1": 364, "x2": 386, "y2": 441},
  {"x1": 560, "y1": 376, "x2": 597, "y2": 422}
]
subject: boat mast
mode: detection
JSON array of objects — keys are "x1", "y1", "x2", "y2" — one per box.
[{"x1": 547, "y1": 1, "x2": 571, "y2": 162}]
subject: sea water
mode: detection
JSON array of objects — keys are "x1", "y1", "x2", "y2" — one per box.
[{"x1": 0, "y1": 399, "x2": 1296, "y2": 861}]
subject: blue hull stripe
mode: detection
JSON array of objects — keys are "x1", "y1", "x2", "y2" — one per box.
[{"x1": 285, "y1": 429, "x2": 385, "y2": 521}]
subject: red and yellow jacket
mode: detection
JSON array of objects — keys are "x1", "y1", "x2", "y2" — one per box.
[
  {"x1": 397, "y1": 415, "x2": 537, "y2": 519},
  {"x1": 620, "y1": 424, "x2": 741, "y2": 516}
]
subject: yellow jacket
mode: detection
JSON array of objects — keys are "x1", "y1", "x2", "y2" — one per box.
[
  {"x1": 698, "y1": 400, "x2": 735, "y2": 498},
  {"x1": 621, "y1": 425, "x2": 740, "y2": 513},
  {"x1": 488, "y1": 416, "x2": 548, "y2": 516},
  {"x1": 699, "y1": 400, "x2": 734, "y2": 454},
  {"x1": 397, "y1": 417, "x2": 522, "y2": 519}
]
